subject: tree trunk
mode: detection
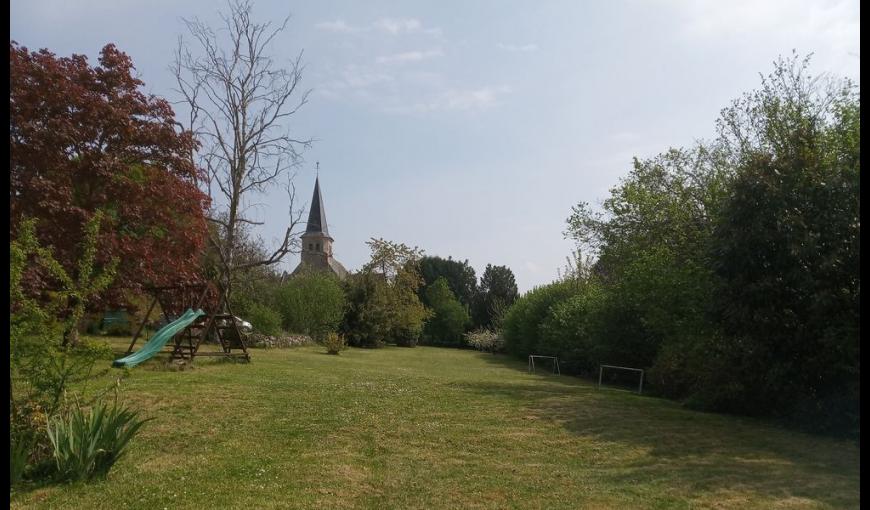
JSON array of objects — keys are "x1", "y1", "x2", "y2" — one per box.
[{"x1": 61, "y1": 296, "x2": 83, "y2": 347}]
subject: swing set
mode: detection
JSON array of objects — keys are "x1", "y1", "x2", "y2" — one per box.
[{"x1": 113, "y1": 281, "x2": 250, "y2": 368}]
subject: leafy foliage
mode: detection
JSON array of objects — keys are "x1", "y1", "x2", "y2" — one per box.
[
  {"x1": 544, "y1": 53, "x2": 860, "y2": 434},
  {"x1": 501, "y1": 280, "x2": 581, "y2": 359},
  {"x1": 422, "y1": 278, "x2": 470, "y2": 347},
  {"x1": 341, "y1": 239, "x2": 431, "y2": 347},
  {"x1": 10, "y1": 42, "x2": 209, "y2": 305},
  {"x1": 418, "y1": 256, "x2": 477, "y2": 311},
  {"x1": 244, "y1": 302, "x2": 284, "y2": 336},
  {"x1": 10, "y1": 434, "x2": 30, "y2": 485},
  {"x1": 276, "y1": 269, "x2": 346, "y2": 340},
  {"x1": 473, "y1": 264, "x2": 519, "y2": 329},
  {"x1": 11, "y1": 217, "x2": 117, "y2": 413},
  {"x1": 46, "y1": 399, "x2": 151, "y2": 482},
  {"x1": 10, "y1": 216, "x2": 139, "y2": 484},
  {"x1": 464, "y1": 329, "x2": 504, "y2": 354},
  {"x1": 322, "y1": 332, "x2": 347, "y2": 355},
  {"x1": 699, "y1": 58, "x2": 859, "y2": 431},
  {"x1": 341, "y1": 272, "x2": 387, "y2": 348}
]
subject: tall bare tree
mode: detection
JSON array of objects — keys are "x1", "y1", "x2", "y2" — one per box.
[{"x1": 172, "y1": 0, "x2": 311, "y2": 304}]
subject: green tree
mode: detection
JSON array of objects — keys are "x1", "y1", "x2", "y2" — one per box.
[
  {"x1": 473, "y1": 264, "x2": 519, "y2": 329},
  {"x1": 276, "y1": 269, "x2": 346, "y2": 340},
  {"x1": 558, "y1": 53, "x2": 859, "y2": 433},
  {"x1": 418, "y1": 256, "x2": 477, "y2": 311},
  {"x1": 341, "y1": 239, "x2": 431, "y2": 347},
  {"x1": 564, "y1": 144, "x2": 732, "y2": 396},
  {"x1": 13, "y1": 212, "x2": 120, "y2": 348},
  {"x1": 423, "y1": 278, "x2": 470, "y2": 346},
  {"x1": 702, "y1": 54, "x2": 859, "y2": 432},
  {"x1": 341, "y1": 272, "x2": 389, "y2": 348}
]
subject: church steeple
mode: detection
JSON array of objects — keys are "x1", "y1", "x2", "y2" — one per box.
[
  {"x1": 305, "y1": 176, "x2": 330, "y2": 237},
  {"x1": 292, "y1": 172, "x2": 348, "y2": 279}
]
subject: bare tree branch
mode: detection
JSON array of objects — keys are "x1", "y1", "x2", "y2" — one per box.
[{"x1": 173, "y1": 0, "x2": 312, "y2": 304}]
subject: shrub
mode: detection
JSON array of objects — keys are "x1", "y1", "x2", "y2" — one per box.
[
  {"x1": 464, "y1": 329, "x2": 504, "y2": 353},
  {"x1": 10, "y1": 435, "x2": 29, "y2": 486},
  {"x1": 10, "y1": 398, "x2": 53, "y2": 482},
  {"x1": 46, "y1": 399, "x2": 151, "y2": 482},
  {"x1": 501, "y1": 280, "x2": 581, "y2": 358},
  {"x1": 537, "y1": 286, "x2": 600, "y2": 376},
  {"x1": 276, "y1": 270, "x2": 346, "y2": 338},
  {"x1": 322, "y1": 332, "x2": 347, "y2": 355},
  {"x1": 245, "y1": 301, "x2": 283, "y2": 336}
]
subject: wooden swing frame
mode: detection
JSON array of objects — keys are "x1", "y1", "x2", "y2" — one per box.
[{"x1": 125, "y1": 281, "x2": 250, "y2": 363}]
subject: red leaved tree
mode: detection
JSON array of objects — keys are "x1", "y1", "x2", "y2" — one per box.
[{"x1": 10, "y1": 41, "x2": 210, "y2": 307}]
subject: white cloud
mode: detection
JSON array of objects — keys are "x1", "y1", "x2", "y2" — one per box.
[
  {"x1": 375, "y1": 49, "x2": 444, "y2": 64},
  {"x1": 497, "y1": 43, "x2": 538, "y2": 52},
  {"x1": 373, "y1": 17, "x2": 442, "y2": 36},
  {"x1": 317, "y1": 64, "x2": 395, "y2": 98},
  {"x1": 389, "y1": 85, "x2": 512, "y2": 114},
  {"x1": 373, "y1": 17, "x2": 420, "y2": 35},
  {"x1": 314, "y1": 20, "x2": 361, "y2": 33},
  {"x1": 314, "y1": 17, "x2": 442, "y2": 37}
]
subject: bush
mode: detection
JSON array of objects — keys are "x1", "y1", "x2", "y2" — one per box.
[
  {"x1": 501, "y1": 280, "x2": 582, "y2": 358},
  {"x1": 322, "y1": 332, "x2": 347, "y2": 355},
  {"x1": 276, "y1": 270, "x2": 346, "y2": 338},
  {"x1": 10, "y1": 435, "x2": 29, "y2": 486},
  {"x1": 536, "y1": 285, "x2": 600, "y2": 376},
  {"x1": 245, "y1": 301, "x2": 283, "y2": 336},
  {"x1": 464, "y1": 329, "x2": 504, "y2": 353},
  {"x1": 10, "y1": 398, "x2": 53, "y2": 483},
  {"x1": 46, "y1": 399, "x2": 151, "y2": 482}
]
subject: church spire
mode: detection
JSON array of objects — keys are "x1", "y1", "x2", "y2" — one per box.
[
  {"x1": 305, "y1": 175, "x2": 330, "y2": 237},
  {"x1": 293, "y1": 170, "x2": 348, "y2": 279}
]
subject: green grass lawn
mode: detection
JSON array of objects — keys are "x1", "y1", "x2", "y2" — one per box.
[{"x1": 11, "y1": 341, "x2": 859, "y2": 509}]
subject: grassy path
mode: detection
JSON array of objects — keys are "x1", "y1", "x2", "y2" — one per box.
[{"x1": 11, "y1": 344, "x2": 859, "y2": 509}]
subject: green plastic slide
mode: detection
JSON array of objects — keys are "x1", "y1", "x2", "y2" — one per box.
[{"x1": 112, "y1": 308, "x2": 205, "y2": 368}]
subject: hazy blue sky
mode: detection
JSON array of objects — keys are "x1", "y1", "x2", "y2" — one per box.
[{"x1": 11, "y1": 0, "x2": 859, "y2": 291}]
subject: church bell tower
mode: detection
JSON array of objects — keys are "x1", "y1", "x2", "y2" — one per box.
[{"x1": 292, "y1": 171, "x2": 348, "y2": 279}]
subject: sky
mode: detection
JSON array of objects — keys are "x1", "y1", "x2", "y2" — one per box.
[{"x1": 10, "y1": 0, "x2": 860, "y2": 292}]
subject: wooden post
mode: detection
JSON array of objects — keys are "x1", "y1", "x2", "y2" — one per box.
[{"x1": 126, "y1": 296, "x2": 157, "y2": 354}]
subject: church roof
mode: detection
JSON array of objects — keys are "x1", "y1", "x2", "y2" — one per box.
[{"x1": 304, "y1": 176, "x2": 329, "y2": 237}]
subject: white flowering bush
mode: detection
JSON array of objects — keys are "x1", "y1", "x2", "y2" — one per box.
[{"x1": 464, "y1": 329, "x2": 504, "y2": 353}]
